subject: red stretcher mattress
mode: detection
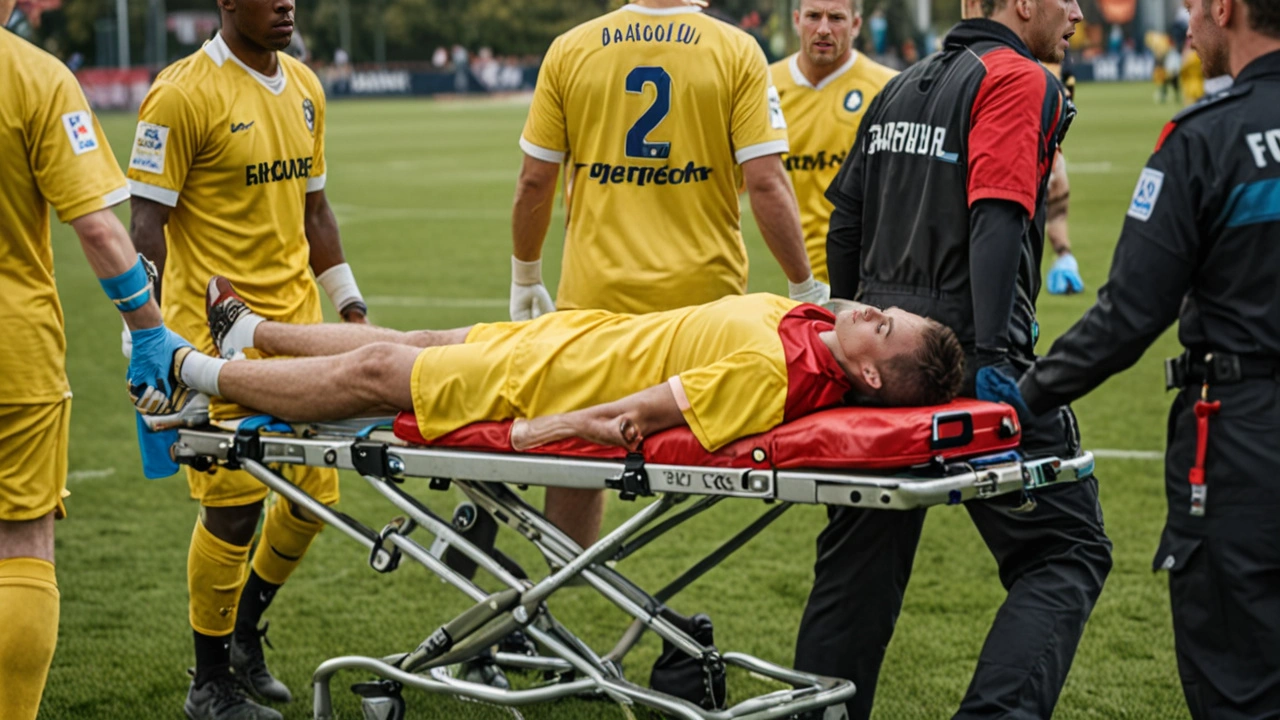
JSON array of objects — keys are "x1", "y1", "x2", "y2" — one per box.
[{"x1": 392, "y1": 399, "x2": 1021, "y2": 471}]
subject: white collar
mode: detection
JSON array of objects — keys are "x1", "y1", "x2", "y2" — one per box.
[
  {"x1": 621, "y1": 3, "x2": 704, "y2": 16},
  {"x1": 788, "y1": 50, "x2": 858, "y2": 91},
  {"x1": 203, "y1": 33, "x2": 287, "y2": 95}
]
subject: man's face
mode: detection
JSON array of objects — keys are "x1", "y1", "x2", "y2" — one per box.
[
  {"x1": 832, "y1": 304, "x2": 930, "y2": 382},
  {"x1": 794, "y1": 0, "x2": 860, "y2": 67},
  {"x1": 1187, "y1": 0, "x2": 1229, "y2": 77},
  {"x1": 228, "y1": 0, "x2": 296, "y2": 52},
  {"x1": 1027, "y1": 0, "x2": 1082, "y2": 63}
]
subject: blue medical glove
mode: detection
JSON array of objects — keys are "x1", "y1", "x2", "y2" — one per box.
[
  {"x1": 1047, "y1": 253, "x2": 1084, "y2": 295},
  {"x1": 975, "y1": 363, "x2": 1033, "y2": 422},
  {"x1": 127, "y1": 325, "x2": 193, "y2": 414}
]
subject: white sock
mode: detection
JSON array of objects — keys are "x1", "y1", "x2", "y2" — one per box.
[
  {"x1": 222, "y1": 313, "x2": 265, "y2": 358},
  {"x1": 180, "y1": 351, "x2": 226, "y2": 396}
]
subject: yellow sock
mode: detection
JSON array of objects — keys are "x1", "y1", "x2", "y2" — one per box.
[
  {"x1": 188, "y1": 519, "x2": 250, "y2": 636},
  {"x1": 251, "y1": 498, "x2": 324, "y2": 586},
  {"x1": 0, "y1": 558, "x2": 59, "y2": 720}
]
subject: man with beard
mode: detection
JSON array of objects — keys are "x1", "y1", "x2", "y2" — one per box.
[
  {"x1": 1018, "y1": 0, "x2": 1280, "y2": 713},
  {"x1": 800, "y1": 0, "x2": 1114, "y2": 716}
]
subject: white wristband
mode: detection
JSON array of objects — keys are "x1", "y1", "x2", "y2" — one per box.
[
  {"x1": 512, "y1": 256, "x2": 543, "y2": 286},
  {"x1": 316, "y1": 262, "x2": 364, "y2": 313},
  {"x1": 788, "y1": 275, "x2": 818, "y2": 296}
]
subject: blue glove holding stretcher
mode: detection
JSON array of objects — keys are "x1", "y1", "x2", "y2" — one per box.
[
  {"x1": 1047, "y1": 252, "x2": 1084, "y2": 295},
  {"x1": 975, "y1": 363, "x2": 1033, "y2": 424}
]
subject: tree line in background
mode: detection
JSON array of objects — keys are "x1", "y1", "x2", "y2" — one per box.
[{"x1": 23, "y1": 0, "x2": 949, "y2": 69}]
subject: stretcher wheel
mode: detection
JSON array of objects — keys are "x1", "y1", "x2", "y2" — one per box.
[{"x1": 352, "y1": 679, "x2": 405, "y2": 720}]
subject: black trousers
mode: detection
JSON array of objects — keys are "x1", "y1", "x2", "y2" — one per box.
[
  {"x1": 795, "y1": 405, "x2": 1113, "y2": 719},
  {"x1": 1157, "y1": 382, "x2": 1280, "y2": 719}
]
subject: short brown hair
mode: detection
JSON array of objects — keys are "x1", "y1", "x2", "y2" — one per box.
[
  {"x1": 877, "y1": 321, "x2": 965, "y2": 406},
  {"x1": 1241, "y1": 0, "x2": 1280, "y2": 37}
]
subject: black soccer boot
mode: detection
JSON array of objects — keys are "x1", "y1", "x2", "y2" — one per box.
[
  {"x1": 229, "y1": 621, "x2": 293, "y2": 704},
  {"x1": 184, "y1": 669, "x2": 283, "y2": 720}
]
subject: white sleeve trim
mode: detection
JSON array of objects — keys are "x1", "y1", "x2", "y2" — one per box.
[
  {"x1": 306, "y1": 173, "x2": 326, "y2": 193},
  {"x1": 520, "y1": 137, "x2": 566, "y2": 164},
  {"x1": 735, "y1": 139, "x2": 790, "y2": 165},
  {"x1": 127, "y1": 179, "x2": 179, "y2": 207},
  {"x1": 101, "y1": 185, "x2": 130, "y2": 208}
]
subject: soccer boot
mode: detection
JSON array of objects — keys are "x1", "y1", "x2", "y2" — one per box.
[
  {"x1": 206, "y1": 276, "x2": 262, "y2": 359},
  {"x1": 184, "y1": 670, "x2": 283, "y2": 720},
  {"x1": 230, "y1": 622, "x2": 293, "y2": 704}
]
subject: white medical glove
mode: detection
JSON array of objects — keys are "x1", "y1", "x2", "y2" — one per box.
[
  {"x1": 788, "y1": 275, "x2": 831, "y2": 306},
  {"x1": 121, "y1": 318, "x2": 132, "y2": 359},
  {"x1": 510, "y1": 256, "x2": 556, "y2": 321}
]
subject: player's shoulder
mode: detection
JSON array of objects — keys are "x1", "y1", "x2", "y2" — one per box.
[
  {"x1": 148, "y1": 45, "x2": 221, "y2": 107},
  {"x1": 849, "y1": 53, "x2": 898, "y2": 88},
  {"x1": 1, "y1": 30, "x2": 79, "y2": 96},
  {"x1": 1172, "y1": 82, "x2": 1254, "y2": 125},
  {"x1": 280, "y1": 52, "x2": 324, "y2": 96},
  {"x1": 980, "y1": 46, "x2": 1054, "y2": 85},
  {"x1": 770, "y1": 55, "x2": 797, "y2": 89}
]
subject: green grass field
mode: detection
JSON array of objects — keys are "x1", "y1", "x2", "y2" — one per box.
[{"x1": 40, "y1": 83, "x2": 1190, "y2": 719}]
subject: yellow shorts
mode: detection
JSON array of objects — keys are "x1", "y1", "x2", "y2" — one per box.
[
  {"x1": 187, "y1": 463, "x2": 339, "y2": 508},
  {"x1": 410, "y1": 322, "x2": 523, "y2": 441},
  {"x1": 0, "y1": 399, "x2": 71, "y2": 521}
]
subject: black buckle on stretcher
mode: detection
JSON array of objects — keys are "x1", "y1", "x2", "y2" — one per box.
[
  {"x1": 225, "y1": 425, "x2": 264, "y2": 471},
  {"x1": 606, "y1": 453, "x2": 652, "y2": 501},
  {"x1": 369, "y1": 517, "x2": 413, "y2": 573},
  {"x1": 352, "y1": 442, "x2": 406, "y2": 481}
]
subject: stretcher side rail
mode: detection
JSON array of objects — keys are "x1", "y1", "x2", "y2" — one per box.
[{"x1": 172, "y1": 427, "x2": 1095, "y2": 510}]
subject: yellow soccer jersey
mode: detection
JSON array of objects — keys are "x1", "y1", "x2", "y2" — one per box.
[
  {"x1": 126, "y1": 33, "x2": 326, "y2": 351},
  {"x1": 412, "y1": 294, "x2": 802, "y2": 451},
  {"x1": 521, "y1": 4, "x2": 789, "y2": 314},
  {"x1": 0, "y1": 31, "x2": 129, "y2": 403},
  {"x1": 770, "y1": 52, "x2": 895, "y2": 283}
]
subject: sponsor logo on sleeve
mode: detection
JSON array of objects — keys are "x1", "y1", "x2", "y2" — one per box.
[
  {"x1": 128, "y1": 122, "x2": 170, "y2": 174},
  {"x1": 62, "y1": 111, "x2": 99, "y2": 155},
  {"x1": 767, "y1": 85, "x2": 787, "y2": 130},
  {"x1": 1127, "y1": 167, "x2": 1164, "y2": 222},
  {"x1": 302, "y1": 98, "x2": 316, "y2": 133}
]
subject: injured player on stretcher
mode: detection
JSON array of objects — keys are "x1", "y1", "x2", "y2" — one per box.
[{"x1": 157, "y1": 277, "x2": 965, "y2": 452}]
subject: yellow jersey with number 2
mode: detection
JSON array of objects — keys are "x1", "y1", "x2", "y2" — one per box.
[
  {"x1": 770, "y1": 51, "x2": 895, "y2": 283},
  {"x1": 521, "y1": 4, "x2": 789, "y2": 314},
  {"x1": 126, "y1": 33, "x2": 326, "y2": 354},
  {"x1": 0, "y1": 30, "x2": 129, "y2": 403}
]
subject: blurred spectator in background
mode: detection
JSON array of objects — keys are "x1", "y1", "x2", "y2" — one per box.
[
  {"x1": 1161, "y1": 42, "x2": 1182, "y2": 102},
  {"x1": 868, "y1": 8, "x2": 887, "y2": 54},
  {"x1": 432, "y1": 45, "x2": 447, "y2": 68}
]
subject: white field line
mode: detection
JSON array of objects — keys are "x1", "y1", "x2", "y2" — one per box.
[
  {"x1": 1065, "y1": 161, "x2": 1115, "y2": 174},
  {"x1": 366, "y1": 295, "x2": 507, "y2": 309},
  {"x1": 1092, "y1": 449, "x2": 1163, "y2": 461},
  {"x1": 67, "y1": 468, "x2": 116, "y2": 481}
]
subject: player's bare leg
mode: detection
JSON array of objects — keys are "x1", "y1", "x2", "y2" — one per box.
[
  {"x1": 176, "y1": 343, "x2": 419, "y2": 422},
  {"x1": 207, "y1": 276, "x2": 469, "y2": 359},
  {"x1": 545, "y1": 488, "x2": 607, "y2": 550}
]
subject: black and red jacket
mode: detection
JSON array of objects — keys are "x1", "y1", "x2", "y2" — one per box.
[{"x1": 826, "y1": 19, "x2": 1072, "y2": 382}]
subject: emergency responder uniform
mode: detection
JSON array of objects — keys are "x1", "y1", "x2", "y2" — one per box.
[
  {"x1": 1020, "y1": 49, "x2": 1280, "y2": 718},
  {"x1": 797, "y1": 19, "x2": 1113, "y2": 719}
]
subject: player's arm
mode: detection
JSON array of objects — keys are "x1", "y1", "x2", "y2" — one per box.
[
  {"x1": 510, "y1": 38, "x2": 567, "y2": 321},
  {"x1": 1045, "y1": 149, "x2": 1084, "y2": 295},
  {"x1": 742, "y1": 154, "x2": 815, "y2": 288},
  {"x1": 510, "y1": 383, "x2": 684, "y2": 451},
  {"x1": 305, "y1": 189, "x2": 367, "y2": 323},
  {"x1": 75, "y1": 209, "x2": 161, "y2": 331},
  {"x1": 129, "y1": 197, "x2": 171, "y2": 302},
  {"x1": 1020, "y1": 129, "x2": 1201, "y2": 413}
]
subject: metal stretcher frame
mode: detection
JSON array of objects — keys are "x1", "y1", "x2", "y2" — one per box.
[{"x1": 172, "y1": 419, "x2": 1095, "y2": 720}]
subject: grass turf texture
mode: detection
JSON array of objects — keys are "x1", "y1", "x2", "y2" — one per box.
[{"x1": 42, "y1": 83, "x2": 1187, "y2": 718}]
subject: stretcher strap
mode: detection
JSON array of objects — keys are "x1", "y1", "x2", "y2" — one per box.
[{"x1": 1189, "y1": 399, "x2": 1220, "y2": 517}]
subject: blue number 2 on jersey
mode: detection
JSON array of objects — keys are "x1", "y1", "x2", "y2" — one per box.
[{"x1": 625, "y1": 67, "x2": 671, "y2": 159}]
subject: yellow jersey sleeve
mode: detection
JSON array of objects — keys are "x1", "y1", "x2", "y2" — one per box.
[
  {"x1": 307, "y1": 80, "x2": 327, "y2": 191},
  {"x1": 29, "y1": 69, "x2": 128, "y2": 222},
  {"x1": 730, "y1": 39, "x2": 788, "y2": 164},
  {"x1": 519, "y1": 38, "x2": 568, "y2": 162},
  {"x1": 676, "y1": 350, "x2": 787, "y2": 451},
  {"x1": 127, "y1": 80, "x2": 203, "y2": 207}
]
